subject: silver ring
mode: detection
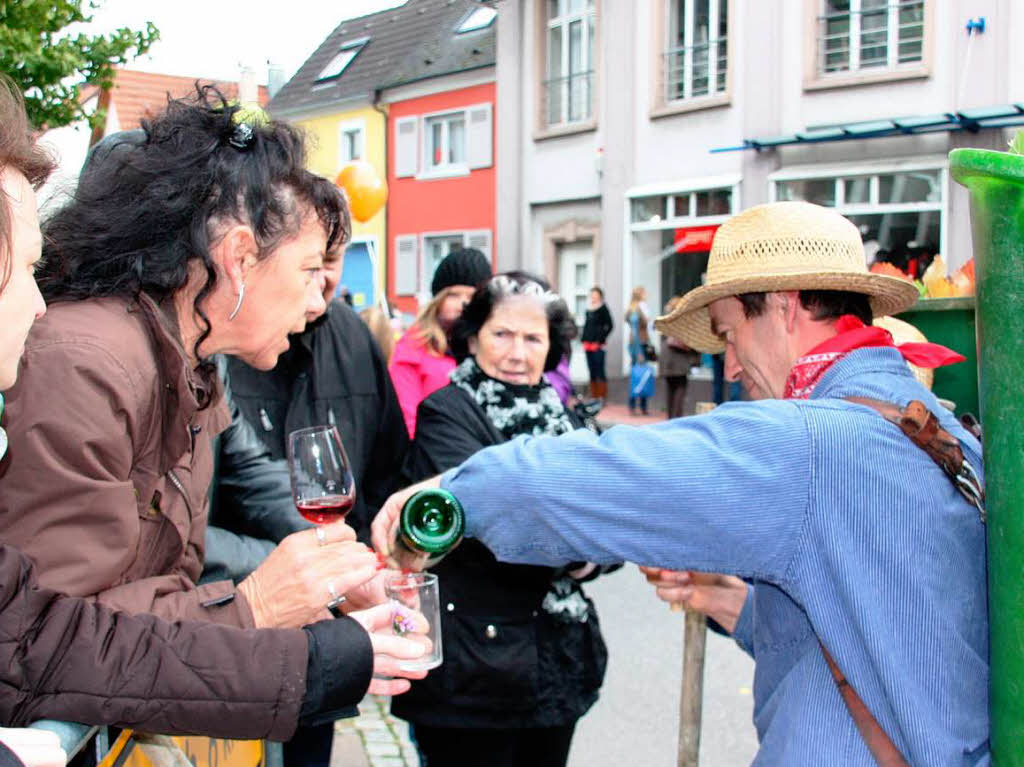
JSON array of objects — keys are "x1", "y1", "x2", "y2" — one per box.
[
  {"x1": 326, "y1": 580, "x2": 346, "y2": 609},
  {"x1": 315, "y1": 526, "x2": 327, "y2": 546}
]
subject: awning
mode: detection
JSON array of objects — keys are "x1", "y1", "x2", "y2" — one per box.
[{"x1": 712, "y1": 104, "x2": 1024, "y2": 153}]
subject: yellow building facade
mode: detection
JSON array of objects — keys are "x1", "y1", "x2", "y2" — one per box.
[{"x1": 294, "y1": 104, "x2": 388, "y2": 312}]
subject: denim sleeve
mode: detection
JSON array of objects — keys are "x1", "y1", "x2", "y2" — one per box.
[
  {"x1": 730, "y1": 584, "x2": 755, "y2": 657},
  {"x1": 442, "y1": 399, "x2": 813, "y2": 583}
]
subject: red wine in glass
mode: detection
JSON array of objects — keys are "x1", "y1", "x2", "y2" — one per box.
[
  {"x1": 296, "y1": 495, "x2": 356, "y2": 525},
  {"x1": 287, "y1": 425, "x2": 356, "y2": 529}
]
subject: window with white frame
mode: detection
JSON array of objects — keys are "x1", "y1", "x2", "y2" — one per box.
[
  {"x1": 339, "y1": 120, "x2": 364, "y2": 164},
  {"x1": 774, "y1": 167, "x2": 943, "y2": 271},
  {"x1": 544, "y1": 0, "x2": 596, "y2": 128},
  {"x1": 315, "y1": 38, "x2": 368, "y2": 84},
  {"x1": 665, "y1": 0, "x2": 728, "y2": 103},
  {"x1": 394, "y1": 104, "x2": 493, "y2": 179},
  {"x1": 425, "y1": 112, "x2": 466, "y2": 172},
  {"x1": 393, "y1": 231, "x2": 493, "y2": 296},
  {"x1": 817, "y1": 0, "x2": 924, "y2": 76}
]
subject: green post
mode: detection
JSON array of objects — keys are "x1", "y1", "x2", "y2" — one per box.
[{"x1": 950, "y1": 147, "x2": 1024, "y2": 764}]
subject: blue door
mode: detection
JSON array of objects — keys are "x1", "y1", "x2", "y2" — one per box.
[{"x1": 339, "y1": 240, "x2": 375, "y2": 310}]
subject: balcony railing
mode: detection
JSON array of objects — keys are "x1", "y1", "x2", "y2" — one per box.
[
  {"x1": 542, "y1": 70, "x2": 594, "y2": 127},
  {"x1": 818, "y1": 0, "x2": 924, "y2": 75},
  {"x1": 663, "y1": 38, "x2": 728, "y2": 103}
]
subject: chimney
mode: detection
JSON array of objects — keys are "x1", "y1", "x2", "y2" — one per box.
[
  {"x1": 267, "y1": 63, "x2": 286, "y2": 99},
  {"x1": 239, "y1": 65, "x2": 259, "y2": 105}
]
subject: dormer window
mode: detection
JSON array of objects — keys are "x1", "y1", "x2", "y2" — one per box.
[
  {"x1": 315, "y1": 37, "x2": 369, "y2": 83},
  {"x1": 457, "y1": 7, "x2": 497, "y2": 34}
]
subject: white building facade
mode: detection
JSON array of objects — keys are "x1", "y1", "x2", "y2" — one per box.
[{"x1": 496, "y1": 0, "x2": 1024, "y2": 377}]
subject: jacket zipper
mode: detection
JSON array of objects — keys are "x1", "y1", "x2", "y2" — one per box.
[{"x1": 166, "y1": 469, "x2": 194, "y2": 519}]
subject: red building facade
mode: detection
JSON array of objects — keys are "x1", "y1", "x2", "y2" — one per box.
[{"x1": 387, "y1": 80, "x2": 497, "y2": 316}]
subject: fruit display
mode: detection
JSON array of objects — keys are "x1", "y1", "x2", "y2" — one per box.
[{"x1": 871, "y1": 255, "x2": 975, "y2": 298}]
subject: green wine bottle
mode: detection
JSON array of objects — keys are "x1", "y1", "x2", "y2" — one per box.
[{"x1": 392, "y1": 488, "x2": 465, "y2": 571}]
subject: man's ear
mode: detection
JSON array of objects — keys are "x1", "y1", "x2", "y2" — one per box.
[
  {"x1": 211, "y1": 225, "x2": 259, "y2": 295},
  {"x1": 777, "y1": 291, "x2": 801, "y2": 333}
]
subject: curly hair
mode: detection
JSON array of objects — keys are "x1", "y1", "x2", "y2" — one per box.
[
  {"x1": 449, "y1": 271, "x2": 577, "y2": 373},
  {"x1": 37, "y1": 85, "x2": 351, "y2": 389},
  {"x1": 0, "y1": 76, "x2": 55, "y2": 291}
]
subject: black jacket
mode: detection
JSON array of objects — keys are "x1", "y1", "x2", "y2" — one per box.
[
  {"x1": 201, "y1": 358, "x2": 304, "y2": 584},
  {"x1": 391, "y1": 385, "x2": 609, "y2": 729},
  {"x1": 581, "y1": 304, "x2": 614, "y2": 344},
  {"x1": 225, "y1": 301, "x2": 409, "y2": 544}
]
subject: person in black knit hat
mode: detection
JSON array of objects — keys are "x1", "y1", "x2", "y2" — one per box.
[{"x1": 390, "y1": 248, "x2": 494, "y2": 436}]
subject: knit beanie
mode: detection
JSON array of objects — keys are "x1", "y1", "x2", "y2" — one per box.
[{"x1": 431, "y1": 248, "x2": 493, "y2": 296}]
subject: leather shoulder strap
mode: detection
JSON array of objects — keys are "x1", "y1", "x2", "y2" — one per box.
[{"x1": 815, "y1": 397, "x2": 986, "y2": 766}]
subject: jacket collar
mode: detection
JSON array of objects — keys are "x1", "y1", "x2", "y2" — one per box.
[{"x1": 135, "y1": 293, "x2": 228, "y2": 469}]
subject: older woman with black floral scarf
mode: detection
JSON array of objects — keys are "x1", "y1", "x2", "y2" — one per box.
[{"x1": 392, "y1": 272, "x2": 617, "y2": 767}]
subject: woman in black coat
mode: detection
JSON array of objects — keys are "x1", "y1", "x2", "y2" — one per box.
[
  {"x1": 581, "y1": 286, "x2": 614, "y2": 400},
  {"x1": 392, "y1": 273, "x2": 616, "y2": 767}
]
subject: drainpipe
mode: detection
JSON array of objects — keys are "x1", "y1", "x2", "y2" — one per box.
[{"x1": 372, "y1": 89, "x2": 391, "y2": 317}]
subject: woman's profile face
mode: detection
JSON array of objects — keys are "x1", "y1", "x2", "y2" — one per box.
[
  {"x1": 228, "y1": 210, "x2": 328, "y2": 370},
  {"x1": 469, "y1": 295, "x2": 549, "y2": 387},
  {"x1": 438, "y1": 285, "x2": 476, "y2": 327},
  {"x1": 0, "y1": 168, "x2": 46, "y2": 390}
]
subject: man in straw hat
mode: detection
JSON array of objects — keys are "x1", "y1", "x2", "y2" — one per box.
[{"x1": 374, "y1": 201, "x2": 986, "y2": 765}]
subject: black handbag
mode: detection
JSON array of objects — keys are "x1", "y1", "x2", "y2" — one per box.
[{"x1": 641, "y1": 342, "x2": 658, "y2": 362}]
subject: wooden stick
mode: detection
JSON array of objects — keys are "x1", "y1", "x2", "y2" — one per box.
[{"x1": 678, "y1": 610, "x2": 708, "y2": 767}]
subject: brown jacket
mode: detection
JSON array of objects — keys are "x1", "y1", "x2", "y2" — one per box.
[
  {"x1": 0, "y1": 544, "x2": 309, "y2": 740},
  {"x1": 0, "y1": 294, "x2": 251, "y2": 625}
]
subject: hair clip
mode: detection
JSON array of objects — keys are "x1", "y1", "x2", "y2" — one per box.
[
  {"x1": 489, "y1": 275, "x2": 561, "y2": 304},
  {"x1": 228, "y1": 122, "x2": 255, "y2": 150}
]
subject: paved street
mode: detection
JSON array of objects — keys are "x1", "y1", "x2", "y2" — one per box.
[{"x1": 567, "y1": 566, "x2": 758, "y2": 767}]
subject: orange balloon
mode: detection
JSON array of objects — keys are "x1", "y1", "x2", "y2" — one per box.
[{"x1": 335, "y1": 161, "x2": 388, "y2": 223}]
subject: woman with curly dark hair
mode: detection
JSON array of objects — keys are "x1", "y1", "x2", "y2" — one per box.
[
  {"x1": 391, "y1": 272, "x2": 616, "y2": 767},
  {"x1": 0, "y1": 87, "x2": 393, "y2": 636}
]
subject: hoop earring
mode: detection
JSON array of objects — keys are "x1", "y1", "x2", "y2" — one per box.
[{"x1": 228, "y1": 284, "x2": 246, "y2": 321}]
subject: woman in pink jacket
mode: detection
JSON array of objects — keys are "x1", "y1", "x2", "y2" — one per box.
[{"x1": 389, "y1": 248, "x2": 491, "y2": 436}]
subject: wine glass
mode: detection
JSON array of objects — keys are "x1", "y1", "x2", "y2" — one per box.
[{"x1": 287, "y1": 425, "x2": 356, "y2": 525}]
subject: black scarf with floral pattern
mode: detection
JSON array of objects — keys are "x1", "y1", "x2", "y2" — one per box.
[{"x1": 450, "y1": 357, "x2": 575, "y2": 441}]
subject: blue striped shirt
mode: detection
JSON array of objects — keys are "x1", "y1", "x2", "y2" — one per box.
[{"x1": 442, "y1": 347, "x2": 988, "y2": 765}]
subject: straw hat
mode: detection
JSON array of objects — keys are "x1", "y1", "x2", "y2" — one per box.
[
  {"x1": 654, "y1": 201, "x2": 921, "y2": 353},
  {"x1": 872, "y1": 315, "x2": 933, "y2": 390}
]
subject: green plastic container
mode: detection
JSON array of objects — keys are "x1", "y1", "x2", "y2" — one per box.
[
  {"x1": 896, "y1": 296, "x2": 978, "y2": 415},
  {"x1": 950, "y1": 146, "x2": 1024, "y2": 764}
]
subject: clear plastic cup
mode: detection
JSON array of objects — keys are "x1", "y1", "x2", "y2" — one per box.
[{"x1": 385, "y1": 572, "x2": 442, "y2": 671}]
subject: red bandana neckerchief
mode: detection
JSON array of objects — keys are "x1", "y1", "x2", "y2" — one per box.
[{"x1": 783, "y1": 315, "x2": 967, "y2": 400}]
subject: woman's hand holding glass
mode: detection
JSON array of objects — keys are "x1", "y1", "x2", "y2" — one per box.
[
  {"x1": 347, "y1": 603, "x2": 432, "y2": 696},
  {"x1": 237, "y1": 522, "x2": 378, "y2": 628}
]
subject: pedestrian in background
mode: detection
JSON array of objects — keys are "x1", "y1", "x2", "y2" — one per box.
[
  {"x1": 360, "y1": 304, "x2": 396, "y2": 364},
  {"x1": 625, "y1": 285, "x2": 652, "y2": 414},
  {"x1": 659, "y1": 295, "x2": 698, "y2": 419},
  {"x1": 392, "y1": 273, "x2": 614, "y2": 767},
  {"x1": 581, "y1": 286, "x2": 613, "y2": 400},
  {"x1": 389, "y1": 248, "x2": 492, "y2": 437}
]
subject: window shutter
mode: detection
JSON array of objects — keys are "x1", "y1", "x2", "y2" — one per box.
[
  {"x1": 466, "y1": 103, "x2": 493, "y2": 170},
  {"x1": 394, "y1": 117, "x2": 419, "y2": 177},
  {"x1": 465, "y1": 230, "x2": 492, "y2": 263},
  {"x1": 394, "y1": 235, "x2": 419, "y2": 295}
]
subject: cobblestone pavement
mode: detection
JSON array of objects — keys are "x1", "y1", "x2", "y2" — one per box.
[{"x1": 330, "y1": 696, "x2": 419, "y2": 767}]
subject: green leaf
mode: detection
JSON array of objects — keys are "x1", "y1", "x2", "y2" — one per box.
[{"x1": 0, "y1": 0, "x2": 159, "y2": 130}]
